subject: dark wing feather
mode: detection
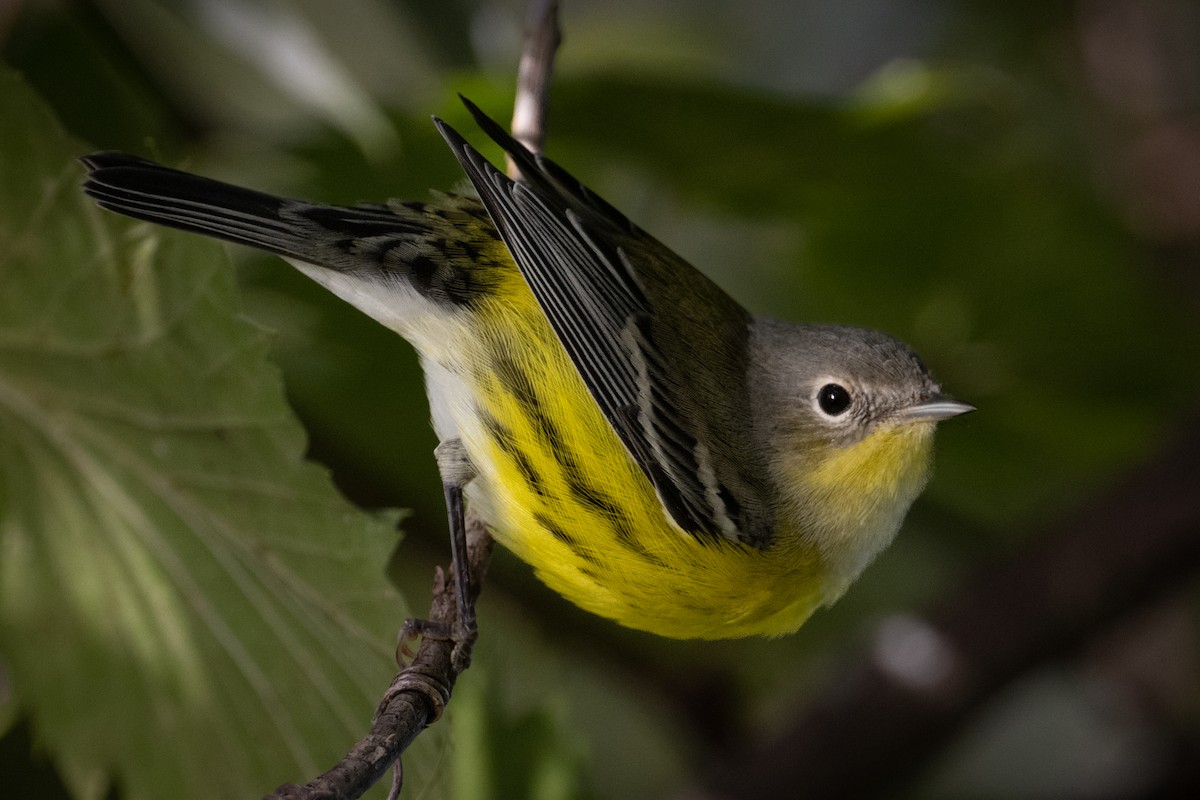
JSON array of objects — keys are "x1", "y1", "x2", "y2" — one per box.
[{"x1": 436, "y1": 99, "x2": 774, "y2": 546}]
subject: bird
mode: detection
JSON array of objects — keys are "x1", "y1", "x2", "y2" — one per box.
[{"x1": 80, "y1": 97, "x2": 972, "y2": 640}]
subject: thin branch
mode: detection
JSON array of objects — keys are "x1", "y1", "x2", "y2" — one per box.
[
  {"x1": 688, "y1": 419, "x2": 1200, "y2": 800},
  {"x1": 264, "y1": 2, "x2": 562, "y2": 797},
  {"x1": 509, "y1": 0, "x2": 561, "y2": 173},
  {"x1": 267, "y1": 515, "x2": 493, "y2": 800}
]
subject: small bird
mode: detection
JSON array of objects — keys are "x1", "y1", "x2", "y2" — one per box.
[{"x1": 81, "y1": 98, "x2": 972, "y2": 640}]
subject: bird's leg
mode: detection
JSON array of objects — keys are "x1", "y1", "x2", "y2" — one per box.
[
  {"x1": 373, "y1": 440, "x2": 478, "y2": 793},
  {"x1": 435, "y1": 438, "x2": 478, "y2": 669},
  {"x1": 389, "y1": 439, "x2": 480, "y2": 664}
]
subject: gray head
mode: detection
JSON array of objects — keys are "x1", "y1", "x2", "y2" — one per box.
[
  {"x1": 749, "y1": 319, "x2": 972, "y2": 453},
  {"x1": 747, "y1": 317, "x2": 972, "y2": 597}
]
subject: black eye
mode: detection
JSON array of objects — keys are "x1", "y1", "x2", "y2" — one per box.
[{"x1": 817, "y1": 383, "x2": 852, "y2": 416}]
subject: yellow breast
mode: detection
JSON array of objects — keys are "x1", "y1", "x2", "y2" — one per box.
[
  {"x1": 785, "y1": 422, "x2": 936, "y2": 602},
  {"x1": 442, "y1": 279, "x2": 826, "y2": 639}
]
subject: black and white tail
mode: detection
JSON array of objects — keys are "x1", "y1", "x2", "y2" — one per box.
[{"x1": 81, "y1": 152, "x2": 504, "y2": 311}]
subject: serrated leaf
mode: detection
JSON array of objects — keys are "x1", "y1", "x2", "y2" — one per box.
[{"x1": 0, "y1": 70, "x2": 445, "y2": 799}]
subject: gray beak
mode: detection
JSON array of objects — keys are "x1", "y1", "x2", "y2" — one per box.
[{"x1": 902, "y1": 396, "x2": 976, "y2": 422}]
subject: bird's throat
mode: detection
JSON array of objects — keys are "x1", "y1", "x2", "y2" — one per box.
[{"x1": 793, "y1": 422, "x2": 936, "y2": 600}]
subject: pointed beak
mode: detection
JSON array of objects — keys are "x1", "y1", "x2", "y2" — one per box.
[{"x1": 901, "y1": 395, "x2": 976, "y2": 422}]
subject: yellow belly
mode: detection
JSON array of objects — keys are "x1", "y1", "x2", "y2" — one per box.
[{"x1": 441, "y1": 280, "x2": 825, "y2": 640}]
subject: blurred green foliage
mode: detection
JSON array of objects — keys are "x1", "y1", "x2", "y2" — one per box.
[
  {"x1": 0, "y1": 69, "x2": 444, "y2": 800},
  {"x1": 3, "y1": 1, "x2": 1198, "y2": 799}
]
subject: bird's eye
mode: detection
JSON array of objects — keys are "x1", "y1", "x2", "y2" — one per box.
[{"x1": 817, "y1": 383, "x2": 852, "y2": 416}]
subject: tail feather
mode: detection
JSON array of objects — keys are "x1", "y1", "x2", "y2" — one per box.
[
  {"x1": 82, "y1": 153, "x2": 436, "y2": 263},
  {"x1": 80, "y1": 151, "x2": 504, "y2": 309},
  {"x1": 80, "y1": 153, "x2": 316, "y2": 260}
]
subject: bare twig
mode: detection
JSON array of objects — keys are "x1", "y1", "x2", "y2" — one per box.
[
  {"x1": 266, "y1": 516, "x2": 493, "y2": 800},
  {"x1": 264, "y1": 2, "x2": 562, "y2": 797},
  {"x1": 689, "y1": 420, "x2": 1200, "y2": 800},
  {"x1": 509, "y1": 0, "x2": 562, "y2": 173}
]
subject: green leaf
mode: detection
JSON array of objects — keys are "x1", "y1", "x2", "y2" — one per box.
[{"x1": 0, "y1": 70, "x2": 445, "y2": 799}]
